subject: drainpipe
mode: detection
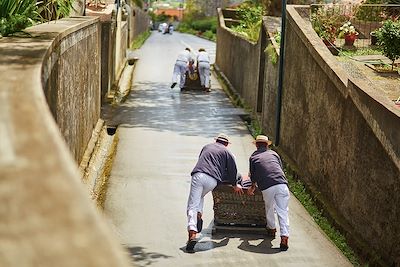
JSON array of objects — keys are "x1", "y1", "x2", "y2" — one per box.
[{"x1": 275, "y1": 0, "x2": 287, "y2": 147}]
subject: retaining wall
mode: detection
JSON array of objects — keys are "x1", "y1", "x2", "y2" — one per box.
[
  {"x1": 0, "y1": 17, "x2": 131, "y2": 267},
  {"x1": 216, "y1": 8, "x2": 261, "y2": 111},
  {"x1": 42, "y1": 18, "x2": 101, "y2": 164},
  {"x1": 281, "y1": 7, "x2": 400, "y2": 265},
  {"x1": 216, "y1": 6, "x2": 400, "y2": 266},
  {"x1": 261, "y1": 18, "x2": 280, "y2": 140},
  {"x1": 130, "y1": 6, "x2": 151, "y2": 42}
]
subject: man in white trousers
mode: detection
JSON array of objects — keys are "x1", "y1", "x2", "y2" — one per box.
[
  {"x1": 186, "y1": 133, "x2": 243, "y2": 253},
  {"x1": 196, "y1": 48, "x2": 211, "y2": 92},
  {"x1": 247, "y1": 135, "x2": 290, "y2": 251},
  {"x1": 171, "y1": 48, "x2": 193, "y2": 90}
]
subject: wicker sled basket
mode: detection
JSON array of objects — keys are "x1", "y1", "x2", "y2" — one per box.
[{"x1": 212, "y1": 184, "x2": 266, "y2": 227}]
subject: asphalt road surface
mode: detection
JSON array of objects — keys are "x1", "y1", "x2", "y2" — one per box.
[{"x1": 103, "y1": 31, "x2": 352, "y2": 267}]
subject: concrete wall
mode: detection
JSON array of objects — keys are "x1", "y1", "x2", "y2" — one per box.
[
  {"x1": 215, "y1": 8, "x2": 261, "y2": 112},
  {"x1": 130, "y1": 6, "x2": 150, "y2": 43},
  {"x1": 117, "y1": 21, "x2": 128, "y2": 78},
  {"x1": 281, "y1": 7, "x2": 400, "y2": 265},
  {"x1": 0, "y1": 17, "x2": 132, "y2": 267},
  {"x1": 216, "y1": 6, "x2": 400, "y2": 266},
  {"x1": 261, "y1": 19, "x2": 280, "y2": 140},
  {"x1": 100, "y1": 20, "x2": 116, "y2": 100},
  {"x1": 42, "y1": 17, "x2": 101, "y2": 164}
]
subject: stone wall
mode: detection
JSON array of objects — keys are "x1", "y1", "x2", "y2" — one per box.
[
  {"x1": 281, "y1": 7, "x2": 400, "y2": 265},
  {"x1": 100, "y1": 20, "x2": 116, "y2": 100},
  {"x1": 261, "y1": 19, "x2": 280, "y2": 139},
  {"x1": 0, "y1": 17, "x2": 132, "y2": 267},
  {"x1": 216, "y1": 6, "x2": 400, "y2": 266},
  {"x1": 130, "y1": 6, "x2": 150, "y2": 43},
  {"x1": 42, "y1": 17, "x2": 101, "y2": 164},
  {"x1": 215, "y1": 8, "x2": 261, "y2": 111}
]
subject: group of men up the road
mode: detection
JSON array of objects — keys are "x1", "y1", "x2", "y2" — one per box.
[
  {"x1": 186, "y1": 134, "x2": 290, "y2": 253},
  {"x1": 171, "y1": 48, "x2": 212, "y2": 92}
]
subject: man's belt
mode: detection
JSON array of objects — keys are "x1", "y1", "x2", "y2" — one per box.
[
  {"x1": 176, "y1": 60, "x2": 188, "y2": 63},
  {"x1": 198, "y1": 61, "x2": 209, "y2": 63}
]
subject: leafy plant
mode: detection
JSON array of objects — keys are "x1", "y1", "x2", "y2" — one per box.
[
  {"x1": 38, "y1": 0, "x2": 74, "y2": 21},
  {"x1": 376, "y1": 19, "x2": 400, "y2": 70},
  {"x1": 0, "y1": 0, "x2": 39, "y2": 37},
  {"x1": 265, "y1": 44, "x2": 278, "y2": 64},
  {"x1": 311, "y1": 5, "x2": 352, "y2": 43},
  {"x1": 231, "y1": 4, "x2": 263, "y2": 42}
]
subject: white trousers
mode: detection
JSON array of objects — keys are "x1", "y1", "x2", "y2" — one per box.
[
  {"x1": 262, "y1": 184, "x2": 290, "y2": 237},
  {"x1": 187, "y1": 172, "x2": 217, "y2": 232},
  {"x1": 198, "y1": 62, "x2": 210, "y2": 88},
  {"x1": 172, "y1": 61, "x2": 188, "y2": 88}
]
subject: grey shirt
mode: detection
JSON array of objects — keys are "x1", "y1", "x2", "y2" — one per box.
[
  {"x1": 191, "y1": 142, "x2": 238, "y2": 185},
  {"x1": 249, "y1": 147, "x2": 288, "y2": 191}
]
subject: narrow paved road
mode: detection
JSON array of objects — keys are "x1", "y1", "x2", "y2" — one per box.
[{"x1": 103, "y1": 31, "x2": 351, "y2": 267}]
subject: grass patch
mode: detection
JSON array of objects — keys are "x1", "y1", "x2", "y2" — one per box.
[
  {"x1": 285, "y1": 171, "x2": 361, "y2": 266},
  {"x1": 338, "y1": 47, "x2": 382, "y2": 57},
  {"x1": 130, "y1": 30, "x2": 151, "y2": 50}
]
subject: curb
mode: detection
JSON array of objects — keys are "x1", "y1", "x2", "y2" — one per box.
[{"x1": 81, "y1": 125, "x2": 119, "y2": 209}]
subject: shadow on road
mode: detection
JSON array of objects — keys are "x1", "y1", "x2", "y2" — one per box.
[
  {"x1": 102, "y1": 81, "x2": 249, "y2": 139},
  {"x1": 126, "y1": 246, "x2": 172, "y2": 266},
  {"x1": 212, "y1": 232, "x2": 280, "y2": 254}
]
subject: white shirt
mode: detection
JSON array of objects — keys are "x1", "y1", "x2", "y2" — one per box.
[
  {"x1": 176, "y1": 50, "x2": 193, "y2": 63},
  {"x1": 197, "y1": 51, "x2": 210, "y2": 63}
]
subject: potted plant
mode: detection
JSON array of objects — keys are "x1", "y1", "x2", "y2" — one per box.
[
  {"x1": 375, "y1": 19, "x2": 400, "y2": 71},
  {"x1": 339, "y1": 21, "x2": 359, "y2": 46}
]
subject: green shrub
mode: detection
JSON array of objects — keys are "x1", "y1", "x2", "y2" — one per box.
[
  {"x1": 230, "y1": 4, "x2": 263, "y2": 42},
  {"x1": 191, "y1": 18, "x2": 217, "y2": 33},
  {"x1": 376, "y1": 19, "x2": 400, "y2": 70},
  {"x1": 202, "y1": 30, "x2": 216, "y2": 41},
  {"x1": 177, "y1": 17, "x2": 217, "y2": 40}
]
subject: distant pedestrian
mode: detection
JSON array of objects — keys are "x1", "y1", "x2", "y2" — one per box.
[
  {"x1": 196, "y1": 48, "x2": 211, "y2": 92},
  {"x1": 186, "y1": 133, "x2": 243, "y2": 252},
  {"x1": 171, "y1": 48, "x2": 193, "y2": 90},
  {"x1": 247, "y1": 135, "x2": 290, "y2": 251}
]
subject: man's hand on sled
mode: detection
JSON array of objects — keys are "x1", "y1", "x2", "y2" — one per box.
[
  {"x1": 233, "y1": 185, "x2": 244, "y2": 195},
  {"x1": 247, "y1": 185, "x2": 256, "y2": 196}
]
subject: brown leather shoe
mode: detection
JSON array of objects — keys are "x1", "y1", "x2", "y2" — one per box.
[
  {"x1": 186, "y1": 230, "x2": 197, "y2": 253},
  {"x1": 266, "y1": 228, "x2": 276, "y2": 238},
  {"x1": 280, "y1": 236, "x2": 289, "y2": 251}
]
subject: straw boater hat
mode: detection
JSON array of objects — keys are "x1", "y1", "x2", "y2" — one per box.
[
  {"x1": 215, "y1": 133, "x2": 231, "y2": 143},
  {"x1": 253, "y1": 135, "x2": 272, "y2": 145}
]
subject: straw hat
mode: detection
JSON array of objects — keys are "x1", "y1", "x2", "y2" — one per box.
[
  {"x1": 253, "y1": 135, "x2": 272, "y2": 145},
  {"x1": 215, "y1": 133, "x2": 231, "y2": 143}
]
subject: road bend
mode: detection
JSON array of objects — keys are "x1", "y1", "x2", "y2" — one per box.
[{"x1": 103, "y1": 31, "x2": 351, "y2": 267}]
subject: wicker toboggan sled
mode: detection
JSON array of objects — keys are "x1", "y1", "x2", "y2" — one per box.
[{"x1": 212, "y1": 183, "x2": 267, "y2": 234}]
